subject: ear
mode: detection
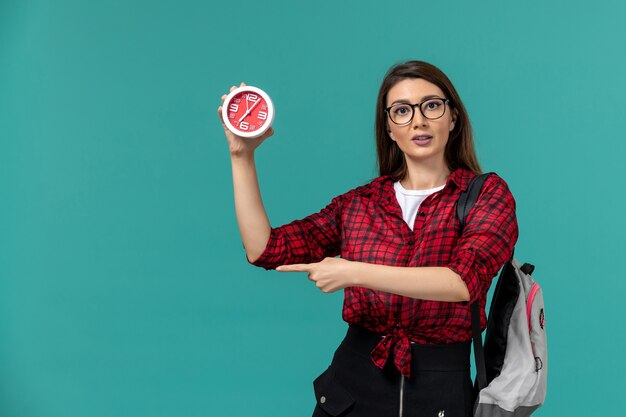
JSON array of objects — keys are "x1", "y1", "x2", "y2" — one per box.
[
  {"x1": 387, "y1": 125, "x2": 396, "y2": 141},
  {"x1": 449, "y1": 110, "x2": 458, "y2": 132}
]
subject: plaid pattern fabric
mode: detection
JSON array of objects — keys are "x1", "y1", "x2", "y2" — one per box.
[{"x1": 248, "y1": 168, "x2": 518, "y2": 377}]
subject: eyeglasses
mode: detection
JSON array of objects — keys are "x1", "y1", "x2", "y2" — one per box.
[{"x1": 385, "y1": 97, "x2": 449, "y2": 125}]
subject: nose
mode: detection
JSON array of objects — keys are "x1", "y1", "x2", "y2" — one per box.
[{"x1": 411, "y1": 108, "x2": 428, "y2": 129}]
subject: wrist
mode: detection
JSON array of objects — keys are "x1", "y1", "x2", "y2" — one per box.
[
  {"x1": 350, "y1": 261, "x2": 365, "y2": 287},
  {"x1": 230, "y1": 151, "x2": 255, "y2": 164}
]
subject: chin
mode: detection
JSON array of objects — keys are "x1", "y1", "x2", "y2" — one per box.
[{"x1": 404, "y1": 150, "x2": 445, "y2": 162}]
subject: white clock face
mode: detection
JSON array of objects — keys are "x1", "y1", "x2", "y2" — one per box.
[{"x1": 222, "y1": 86, "x2": 274, "y2": 138}]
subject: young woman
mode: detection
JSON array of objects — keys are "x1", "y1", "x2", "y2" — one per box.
[{"x1": 218, "y1": 61, "x2": 518, "y2": 417}]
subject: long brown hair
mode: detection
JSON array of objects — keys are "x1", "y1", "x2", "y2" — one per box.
[{"x1": 375, "y1": 61, "x2": 481, "y2": 179}]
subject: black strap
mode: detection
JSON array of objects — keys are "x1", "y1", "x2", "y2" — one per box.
[
  {"x1": 456, "y1": 172, "x2": 492, "y2": 391},
  {"x1": 456, "y1": 172, "x2": 492, "y2": 232},
  {"x1": 471, "y1": 301, "x2": 487, "y2": 390}
]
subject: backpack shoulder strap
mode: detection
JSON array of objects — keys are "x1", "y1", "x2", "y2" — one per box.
[
  {"x1": 456, "y1": 172, "x2": 493, "y2": 231},
  {"x1": 456, "y1": 172, "x2": 493, "y2": 392}
]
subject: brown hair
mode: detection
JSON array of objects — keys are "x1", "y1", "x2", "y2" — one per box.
[{"x1": 375, "y1": 61, "x2": 482, "y2": 179}]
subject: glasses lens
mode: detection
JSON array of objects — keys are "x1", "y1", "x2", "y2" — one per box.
[
  {"x1": 421, "y1": 99, "x2": 446, "y2": 119},
  {"x1": 389, "y1": 104, "x2": 413, "y2": 125}
]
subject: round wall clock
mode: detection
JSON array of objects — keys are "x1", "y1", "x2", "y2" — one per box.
[{"x1": 221, "y1": 86, "x2": 274, "y2": 138}]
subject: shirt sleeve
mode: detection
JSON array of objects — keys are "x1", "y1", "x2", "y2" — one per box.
[
  {"x1": 447, "y1": 174, "x2": 519, "y2": 304},
  {"x1": 246, "y1": 192, "x2": 347, "y2": 270}
]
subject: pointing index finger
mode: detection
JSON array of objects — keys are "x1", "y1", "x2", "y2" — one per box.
[{"x1": 276, "y1": 264, "x2": 310, "y2": 272}]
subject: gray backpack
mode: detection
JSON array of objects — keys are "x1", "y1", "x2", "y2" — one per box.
[{"x1": 457, "y1": 173, "x2": 548, "y2": 417}]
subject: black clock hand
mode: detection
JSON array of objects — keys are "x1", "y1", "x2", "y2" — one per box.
[{"x1": 238, "y1": 98, "x2": 261, "y2": 123}]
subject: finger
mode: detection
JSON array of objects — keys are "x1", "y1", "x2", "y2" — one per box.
[
  {"x1": 316, "y1": 282, "x2": 338, "y2": 294},
  {"x1": 218, "y1": 94, "x2": 229, "y2": 126},
  {"x1": 276, "y1": 264, "x2": 308, "y2": 272},
  {"x1": 276, "y1": 264, "x2": 310, "y2": 272},
  {"x1": 315, "y1": 281, "x2": 332, "y2": 293},
  {"x1": 217, "y1": 106, "x2": 227, "y2": 126},
  {"x1": 240, "y1": 81, "x2": 246, "y2": 87},
  {"x1": 256, "y1": 127, "x2": 274, "y2": 142},
  {"x1": 230, "y1": 85, "x2": 238, "y2": 92}
]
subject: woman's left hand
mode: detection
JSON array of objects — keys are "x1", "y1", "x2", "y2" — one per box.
[{"x1": 276, "y1": 257, "x2": 356, "y2": 293}]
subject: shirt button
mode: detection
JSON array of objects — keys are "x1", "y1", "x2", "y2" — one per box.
[
  {"x1": 418, "y1": 212, "x2": 426, "y2": 216},
  {"x1": 320, "y1": 396, "x2": 327, "y2": 404}
]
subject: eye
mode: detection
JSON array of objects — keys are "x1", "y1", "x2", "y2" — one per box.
[
  {"x1": 424, "y1": 100, "x2": 442, "y2": 110},
  {"x1": 392, "y1": 104, "x2": 411, "y2": 115}
]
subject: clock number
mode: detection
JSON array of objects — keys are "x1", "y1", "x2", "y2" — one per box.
[
  {"x1": 258, "y1": 111, "x2": 267, "y2": 120},
  {"x1": 229, "y1": 103, "x2": 239, "y2": 113},
  {"x1": 247, "y1": 93, "x2": 258, "y2": 102},
  {"x1": 240, "y1": 121, "x2": 250, "y2": 131}
]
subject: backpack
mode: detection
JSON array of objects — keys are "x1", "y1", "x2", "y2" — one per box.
[{"x1": 457, "y1": 172, "x2": 548, "y2": 417}]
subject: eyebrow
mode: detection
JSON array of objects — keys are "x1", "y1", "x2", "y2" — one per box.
[{"x1": 388, "y1": 94, "x2": 443, "y2": 106}]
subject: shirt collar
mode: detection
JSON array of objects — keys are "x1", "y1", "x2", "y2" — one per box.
[
  {"x1": 357, "y1": 167, "x2": 477, "y2": 204},
  {"x1": 446, "y1": 167, "x2": 476, "y2": 191}
]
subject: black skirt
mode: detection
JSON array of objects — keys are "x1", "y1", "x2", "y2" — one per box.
[{"x1": 312, "y1": 325, "x2": 474, "y2": 417}]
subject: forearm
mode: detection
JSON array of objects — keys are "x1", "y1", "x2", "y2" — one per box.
[
  {"x1": 352, "y1": 262, "x2": 470, "y2": 302},
  {"x1": 230, "y1": 154, "x2": 271, "y2": 262}
]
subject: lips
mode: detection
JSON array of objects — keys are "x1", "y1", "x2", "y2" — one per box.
[{"x1": 411, "y1": 134, "x2": 433, "y2": 145}]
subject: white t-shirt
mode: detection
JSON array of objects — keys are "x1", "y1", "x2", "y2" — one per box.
[{"x1": 394, "y1": 181, "x2": 446, "y2": 231}]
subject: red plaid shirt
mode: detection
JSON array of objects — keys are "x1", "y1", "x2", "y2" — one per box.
[{"x1": 248, "y1": 168, "x2": 518, "y2": 377}]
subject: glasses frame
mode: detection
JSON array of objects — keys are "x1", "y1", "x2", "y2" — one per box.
[{"x1": 385, "y1": 97, "x2": 450, "y2": 126}]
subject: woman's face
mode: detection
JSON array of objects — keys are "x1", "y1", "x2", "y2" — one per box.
[{"x1": 386, "y1": 78, "x2": 456, "y2": 167}]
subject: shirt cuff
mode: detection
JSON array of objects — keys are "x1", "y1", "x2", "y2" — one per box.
[
  {"x1": 245, "y1": 228, "x2": 284, "y2": 270},
  {"x1": 447, "y1": 249, "x2": 482, "y2": 304}
]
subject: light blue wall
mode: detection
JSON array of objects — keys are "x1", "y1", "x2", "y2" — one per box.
[{"x1": 1, "y1": 0, "x2": 625, "y2": 415}]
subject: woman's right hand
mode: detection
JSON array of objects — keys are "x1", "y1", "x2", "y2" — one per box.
[{"x1": 218, "y1": 82, "x2": 274, "y2": 158}]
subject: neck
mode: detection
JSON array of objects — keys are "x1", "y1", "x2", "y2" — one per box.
[{"x1": 400, "y1": 158, "x2": 451, "y2": 190}]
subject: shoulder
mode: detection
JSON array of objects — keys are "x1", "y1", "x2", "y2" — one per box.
[
  {"x1": 451, "y1": 168, "x2": 516, "y2": 211},
  {"x1": 483, "y1": 172, "x2": 515, "y2": 197},
  {"x1": 355, "y1": 175, "x2": 392, "y2": 195},
  {"x1": 324, "y1": 175, "x2": 392, "y2": 207},
  {"x1": 340, "y1": 175, "x2": 392, "y2": 199},
  {"x1": 452, "y1": 168, "x2": 513, "y2": 195},
  {"x1": 477, "y1": 172, "x2": 517, "y2": 210}
]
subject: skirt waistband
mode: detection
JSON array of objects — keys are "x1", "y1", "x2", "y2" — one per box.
[{"x1": 342, "y1": 325, "x2": 471, "y2": 372}]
